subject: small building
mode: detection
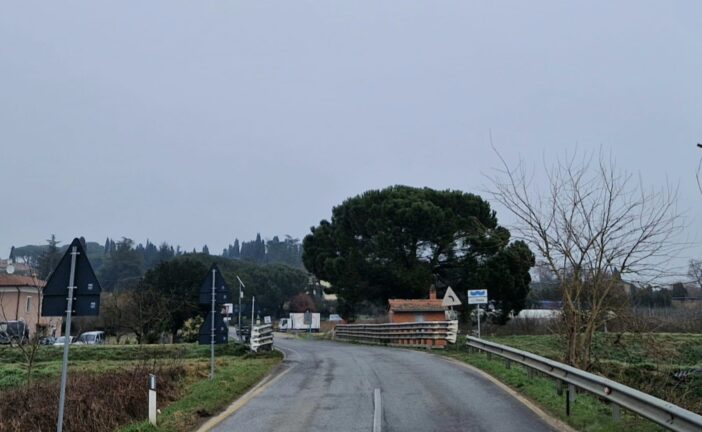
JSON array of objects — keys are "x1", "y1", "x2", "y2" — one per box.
[
  {"x1": 388, "y1": 285, "x2": 446, "y2": 324},
  {"x1": 0, "y1": 274, "x2": 61, "y2": 338}
]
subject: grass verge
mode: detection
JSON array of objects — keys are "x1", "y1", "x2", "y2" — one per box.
[
  {"x1": 441, "y1": 348, "x2": 666, "y2": 432},
  {"x1": 119, "y1": 351, "x2": 282, "y2": 432}
]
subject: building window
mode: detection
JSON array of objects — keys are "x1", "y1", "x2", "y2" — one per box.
[
  {"x1": 414, "y1": 313, "x2": 425, "y2": 322},
  {"x1": 26, "y1": 296, "x2": 32, "y2": 313}
]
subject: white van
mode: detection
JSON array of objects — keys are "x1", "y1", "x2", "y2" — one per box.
[{"x1": 75, "y1": 331, "x2": 105, "y2": 345}]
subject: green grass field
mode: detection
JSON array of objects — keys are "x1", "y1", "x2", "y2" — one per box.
[{"x1": 0, "y1": 343, "x2": 249, "y2": 390}]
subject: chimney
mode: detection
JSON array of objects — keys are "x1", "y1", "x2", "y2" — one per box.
[{"x1": 429, "y1": 285, "x2": 437, "y2": 300}]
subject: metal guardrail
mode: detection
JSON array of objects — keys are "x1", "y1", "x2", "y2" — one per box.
[
  {"x1": 250, "y1": 323, "x2": 273, "y2": 352},
  {"x1": 466, "y1": 336, "x2": 702, "y2": 432},
  {"x1": 335, "y1": 321, "x2": 458, "y2": 348}
]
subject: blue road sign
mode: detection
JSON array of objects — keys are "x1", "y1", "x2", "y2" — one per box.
[{"x1": 467, "y1": 289, "x2": 488, "y2": 305}]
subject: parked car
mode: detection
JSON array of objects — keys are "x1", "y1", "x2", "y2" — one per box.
[
  {"x1": 39, "y1": 336, "x2": 57, "y2": 345},
  {"x1": 75, "y1": 331, "x2": 105, "y2": 345},
  {"x1": 0, "y1": 320, "x2": 29, "y2": 344},
  {"x1": 52, "y1": 336, "x2": 74, "y2": 346}
]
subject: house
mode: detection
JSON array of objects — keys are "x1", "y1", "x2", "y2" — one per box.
[
  {"x1": 388, "y1": 285, "x2": 446, "y2": 324},
  {"x1": 0, "y1": 274, "x2": 61, "y2": 338}
]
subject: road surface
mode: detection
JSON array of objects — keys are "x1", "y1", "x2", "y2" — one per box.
[{"x1": 211, "y1": 336, "x2": 554, "y2": 432}]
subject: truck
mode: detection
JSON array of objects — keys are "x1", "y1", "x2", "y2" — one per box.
[{"x1": 278, "y1": 312, "x2": 320, "y2": 332}]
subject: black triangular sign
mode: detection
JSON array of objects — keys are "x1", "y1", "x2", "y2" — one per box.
[
  {"x1": 41, "y1": 238, "x2": 101, "y2": 317},
  {"x1": 199, "y1": 263, "x2": 230, "y2": 305},
  {"x1": 198, "y1": 311, "x2": 229, "y2": 344}
]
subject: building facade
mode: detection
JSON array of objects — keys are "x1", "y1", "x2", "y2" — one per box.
[{"x1": 0, "y1": 274, "x2": 61, "y2": 337}]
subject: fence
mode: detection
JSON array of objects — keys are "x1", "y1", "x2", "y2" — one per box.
[
  {"x1": 334, "y1": 321, "x2": 458, "y2": 348},
  {"x1": 466, "y1": 336, "x2": 702, "y2": 432},
  {"x1": 250, "y1": 323, "x2": 273, "y2": 352}
]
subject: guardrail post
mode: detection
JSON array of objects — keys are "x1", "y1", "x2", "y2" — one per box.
[
  {"x1": 486, "y1": 352, "x2": 492, "y2": 361},
  {"x1": 612, "y1": 403, "x2": 621, "y2": 422},
  {"x1": 568, "y1": 384, "x2": 576, "y2": 403},
  {"x1": 527, "y1": 366, "x2": 534, "y2": 379},
  {"x1": 505, "y1": 359, "x2": 512, "y2": 369},
  {"x1": 565, "y1": 385, "x2": 571, "y2": 417},
  {"x1": 556, "y1": 379, "x2": 563, "y2": 396}
]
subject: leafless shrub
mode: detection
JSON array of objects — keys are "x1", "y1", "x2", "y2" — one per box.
[{"x1": 0, "y1": 364, "x2": 185, "y2": 432}]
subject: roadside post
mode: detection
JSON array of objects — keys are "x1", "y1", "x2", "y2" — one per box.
[
  {"x1": 148, "y1": 374, "x2": 157, "y2": 425},
  {"x1": 467, "y1": 289, "x2": 488, "y2": 339},
  {"x1": 41, "y1": 238, "x2": 102, "y2": 432},
  {"x1": 251, "y1": 296, "x2": 255, "y2": 331},
  {"x1": 304, "y1": 310, "x2": 312, "y2": 334},
  {"x1": 198, "y1": 264, "x2": 230, "y2": 379},
  {"x1": 236, "y1": 275, "x2": 245, "y2": 342}
]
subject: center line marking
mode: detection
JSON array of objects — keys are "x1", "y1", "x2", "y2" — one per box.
[{"x1": 373, "y1": 388, "x2": 382, "y2": 432}]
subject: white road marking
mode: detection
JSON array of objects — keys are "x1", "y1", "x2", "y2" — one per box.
[{"x1": 373, "y1": 388, "x2": 382, "y2": 432}]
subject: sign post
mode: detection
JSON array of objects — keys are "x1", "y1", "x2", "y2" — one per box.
[
  {"x1": 198, "y1": 264, "x2": 230, "y2": 379},
  {"x1": 56, "y1": 246, "x2": 77, "y2": 432},
  {"x1": 41, "y1": 238, "x2": 102, "y2": 432},
  {"x1": 210, "y1": 268, "x2": 216, "y2": 379},
  {"x1": 467, "y1": 289, "x2": 488, "y2": 339}
]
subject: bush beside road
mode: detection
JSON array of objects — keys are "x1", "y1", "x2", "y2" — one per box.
[{"x1": 0, "y1": 344, "x2": 281, "y2": 432}]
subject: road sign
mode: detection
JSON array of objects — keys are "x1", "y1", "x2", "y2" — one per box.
[
  {"x1": 42, "y1": 238, "x2": 101, "y2": 317},
  {"x1": 264, "y1": 316, "x2": 271, "y2": 324},
  {"x1": 467, "y1": 289, "x2": 488, "y2": 305},
  {"x1": 199, "y1": 264, "x2": 230, "y2": 305},
  {"x1": 442, "y1": 286, "x2": 462, "y2": 307},
  {"x1": 198, "y1": 311, "x2": 228, "y2": 345}
]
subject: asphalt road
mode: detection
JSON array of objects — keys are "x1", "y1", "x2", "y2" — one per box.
[{"x1": 211, "y1": 336, "x2": 554, "y2": 432}]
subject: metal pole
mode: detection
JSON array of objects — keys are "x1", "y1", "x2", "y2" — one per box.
[
  {"x1": 236, "y1": 275, "x2": 245, "y2": 343},
  {"x1": 477, "y1": 305, "x2": 481, "y2": 339},
  {"x1": 210, "y1": 268, "x2": 215, "y2": 379},
  {"x1": 56, "y1": 246, "x2": 78, "y2": 432}
]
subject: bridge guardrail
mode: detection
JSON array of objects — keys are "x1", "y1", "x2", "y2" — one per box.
[
  {"x1": 250, "y1": 323, "x2": 273, "y2": 352},
  {"x1": 466, "y1": 336, "x2": 702, "y2": 432},
  {"x1": 334, "y1": 321, "x2": 458, "y2": 348}
]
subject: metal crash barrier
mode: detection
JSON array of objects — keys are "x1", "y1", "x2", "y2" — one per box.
[
  {"x1": 466, "y1": 336, "x2": 702, "y2": 432},
  {"x1": 250, "y1": 323, "x2": 273, "y2": 352},
  {"x1": 334, "y1": 321, "x2": 458, "y2": 349}
]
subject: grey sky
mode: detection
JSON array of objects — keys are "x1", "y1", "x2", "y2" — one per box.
[{"x1": 1, "y1": 2, "x2": 701, "y2": 267}]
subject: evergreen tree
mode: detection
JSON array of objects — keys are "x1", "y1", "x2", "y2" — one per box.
[
  {"x1": 37, "y1": 235, "x2": 62, "y2": 279},
  {"x1": 202, "y1": 245, "x2": 210, "y2": 255},
  {"x1": 233, "y1": 239, "x2": 240, "y2": 258}
]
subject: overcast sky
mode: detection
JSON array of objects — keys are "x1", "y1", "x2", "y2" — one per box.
[{"x1": 1, "y1": 2, "x2": 701, "y2": 268}]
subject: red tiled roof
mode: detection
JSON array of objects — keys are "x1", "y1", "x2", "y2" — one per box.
[
  {"x1": 0, "y1": 274, "x2": 45, "y2": 288},
  {"x1": 388, "y1": 299, "x2": 445, "y2": 312}
]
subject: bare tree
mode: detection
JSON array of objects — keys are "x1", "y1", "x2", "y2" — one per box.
[{"x1": 489, "y1": 150, "x2": 683, "y2": 369}]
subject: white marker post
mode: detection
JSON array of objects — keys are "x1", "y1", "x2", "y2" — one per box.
[
  {"x1": 210, "y1": 268, "x2": 216, "y2": 379},
  {"x1": 148, "y1": 374, "x2": 157, "y2": 425},
  {"x1": 56, "y1": 246, "x2": 78, "y2": 432}
]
